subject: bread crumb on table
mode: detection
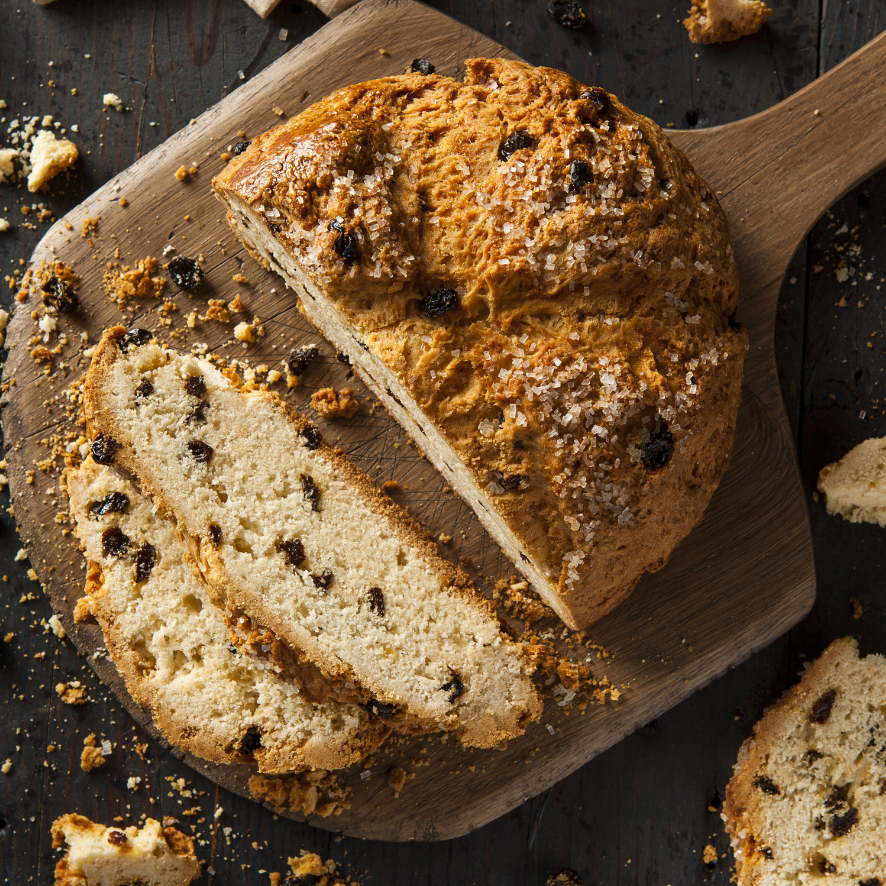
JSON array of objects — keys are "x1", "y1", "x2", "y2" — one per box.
[
  {"x1": 310, "y1": 387, "x2": 359, "y2": 419},
  {"x1": 103, "y1": 93, "x2": 125, "y2": 112},
  {"x1": 80, "y1": 734, "x2": 105, "y2": 772},
  {"x1": 684, "y1": 0, "x2": 772, "y2": 43},
  {"x1": 27, "y1": 130, "x2": 78, "y2": 193},
  {"x1": 56, "y1": 681, "x2": 86, "y2": 705}
]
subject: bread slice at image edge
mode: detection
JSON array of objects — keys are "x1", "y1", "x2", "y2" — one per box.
[
  {"x1": 82, "y1": 327, "x2": 541, "y2": 747},
  {"x1": 67, "y1": 460, "x2": 389, "y2": 773}
]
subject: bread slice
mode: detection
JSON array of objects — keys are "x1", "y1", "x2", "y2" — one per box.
[
  {"x1": 212, "y1": 57, "x2": 747, "y2": 630},
  {"x1": 723, "y1": 637, "x2": 886, "y2": 884},
  {"x1": 51, "y1": 814, "x2": 200, "y2": 886},
  {"x1": 66, "y1": 460, "x2": 388, "y2": 773},
  {"x1": 82, "y1": 327, "x2": 541, "y2": 747},
  {"x1": 817, "y1": 437, "x2": 886, "y2": 527}
]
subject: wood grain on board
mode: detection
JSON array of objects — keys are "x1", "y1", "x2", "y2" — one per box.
[{"x1": 4, "y1": 0, "x2": 885, "y2": 843}]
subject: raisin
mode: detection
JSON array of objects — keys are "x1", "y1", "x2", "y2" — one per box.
[
  {"x1": 545, "y1": 870, "x2": 583, "y2": 886},
  {"x1": 328, "y1": 220, "x2": 358, "y2": 261},
  {"x1": 819, "y1": 860, "x2": 836, "y2": 874},
  {"x1": 810, "y1": 689, "x2": 836, "y2": 724},
  {"x1": 860, "y1": 879, "x2": 882, "y2": 886},
  {"x1": 187, "y1": 440, "x2": 214, "y2": 463},
  {"x1": 41, "y1": 276, "x2": 78, "y2": 313},
  {"x1": 569, "y1": 159, "x2": 593, "y2": 192},
  {"x1": 500, "y1": 475, "x2": 526, "y2": 491},
  {"x1": 805, "y1": 749, "x2": 824, "y2": 763},
  {"x1": 760, "y1": 847, "x2": 773, "y2": 860},
  {"x1": 336, "y1": 351, "x2": 351, "y2": 365},
  {"x1": 102, "y1": 526, "x2": 131, "y2": 558},
  {"x1": 91, "y1": 434, "x2": 120, "y2": 465},
  {"x1": 829, "y1": 807, "x2": 858, "y2": 838},
  {"x1": 581, "y1": 86, "x2": 611, "y2": 115},
  {"x1": 186, "y1": 401, "x2": 208, "y2": 425},
  {"x1": 301, "y1": 474, "x2": 321, "y2": 511},
  {"x1": 410, "y1": 58, "x2": 435, "y2": 75},
  {"x1": 498, "y1": 129, "x2": 533, "y2": 161},
  {"x1": 135, "y1": 542, "x2": 157, "y2": 583},
  {"x1": 233, "y1": 140, "x2": 251, "y2": 155},
  {"x1": 814, "y1": 815, "x2": 826, "y2": 830},
  {"x1": 118, "y1": 327, "x2": 154, "y2": 352},
  {"x1": 440, "y1": 670, "x2": 464, "y2": 703},
  {"x1": 89, "y1": 492, "x2": 130, "y2": 517},
  {"x1": 421, "y1": 288, "x2": 459, "y2": 318},
  {"x1": 278, "y1": 539, "x2": 306, "y2": 567},
  {"x1": 547, "y1": 0, "x2": 587, "y2": 28},
  {"x1": 300, "y1": 426, "x2": 322, "y2": 451},
  {"x1": 362, "y1": 699, "x2": 397, "y2": 718},
  {"x1": 239, "y1": 726, "x2": 263, "y2": 753},
  {"x1": 753, "y1": 775, "x2": 780, "y2": 796},
  {"x1": 286, "y1": 345, "x2": 319, "y2": 376},
  {"x1": 208, "y1": 524, "x2": 222, "y2": 547},
  {"x1": 825, "y1": 784, "x2": 848, "y2": 810},
  {"x1": 166, "y1": 256, "x2": 204, "y2": 291},
  {"x1": 185, "y1": 375, "x2": 206, "y2": 398},
  {"x1": 368, "y1": 587, "x2": 385, "y2": 616},
  {"x1": 641, "y1": 425, "x2": 673, "y2": 469},
  {"x1": 135, "y1": 379, "x2": 154, "y2": 399},
  {"x1": 107, "y1": 830, "x2": 128, "y2": 847},
  {"x1": 311, "y1": 570, "x2": 334, "y2": 591}
]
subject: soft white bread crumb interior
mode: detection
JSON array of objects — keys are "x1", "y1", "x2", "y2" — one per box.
[
  {"x1": 817, "y1": 436, "x2": 886, "y2": 527},
  {"x1": 52, "y1": 814, "x2": 200, "y2": 886},
  {"x1": 724, "y1": 637, "x2": 886, "y2": 884},
  {"x1": 222, "y1": 205, "x2": 564, "y2": 622},
  {"x1": 66, "y1": 460, "x2": 384, "y2": 773},
  {"x1": 83, "y1": 331, "x2": 540, "y2": 747}
]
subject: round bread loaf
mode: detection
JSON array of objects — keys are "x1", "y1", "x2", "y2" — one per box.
[{"x1": 213, "y1": 57, "x2": 747, "y2": 629}]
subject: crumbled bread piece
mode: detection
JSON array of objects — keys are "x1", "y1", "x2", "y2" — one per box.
[
  {"x1": 387, "y1": 766, "x2": 410, "y2": 796},
  {"x1": 0, "y1": 148, "x2": 17, "y2": 183},
  {"x1": 249, "y1": 770, "x2": 352, "y2": 817},
  {"x1": 48, "y1": 614, "x2": 66, "y2": 638},
  {"x1": 56, "y1": 682, "x2": 86, "y2": 705},
  {"x1": 0, "y1": 219, "x2": 10, "y2": 233},
  {"x1": 702, "y1": 844, "x2": 717, "y2": 864},
  {"x1": 817, "y1": 436, "x2": 886, "y2": 526},
  {"x1": 175, "y1": 166, "x2": 188, "y2": 182},
  {"x1": 81, "y1": 217, "x2": 99, "y2": 238},
  {"x1": 205, "y1": 299, "x2": 230, "y2": 322},
  {"x1": 232, "y1": 273, "x2": 250, "y2": 284},
  {"x1": 234, "y1": 318, "x2": 264, "y2": 342},
  {"x1": 80, "y1": 734, "x2": 105, "y2": 772},
  {"x1": 310, "y1": 387, "x2": 359, "y2": 419},
  {"x1": 103, "y1": 93, "x2": 125, "y2": 112},
  {"x1": 684, "y1": 0, "x2": 773, "y2": 43},
  {"x1": 1, "y1": 759, "x2": 11, "y2": 774},
  {"x1": 27, "y1": 131, "x2": 79, "y2": 192},
  {"x1": 51, "y1": 813, "x2": 200, "y2": 886},
  {"x1": 724, "y1": 638, "x2": 886, "y2": 884}
]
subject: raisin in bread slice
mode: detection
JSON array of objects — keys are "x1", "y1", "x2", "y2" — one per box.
[
  {"x1": 82, "y1": 327, "x2": 541, "y2": 747},
  {"x1": 817, "y1": 437, "x2": 886, "y2": 528},
  {"x1": 52, "y1": 814, "x2": 200, "y2": 886},
  {"x1": 212, "y1": 57, "x2": 747, "y2": 631},
  {"x1": 723, "y1": 637, "x2": 886, "y2": 885},
  {"x1": 66, "y1": 460, "x2": 388, "y2": 773}
]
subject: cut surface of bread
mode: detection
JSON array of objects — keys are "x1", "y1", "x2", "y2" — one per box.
[
  {"x1": 684, "y1": 0, "x2": 773, "y2": 44},
  {"x1": 212, "y1": 57, "x2": 747, "y2": 630},
  {"x1": 52, "y1": 814, "x2": 200, "y2": 886},
  {"x1": 83, "y1": 327, "x2": 541, "y2": 747},
  {"x1": 723, "y1": 637, "x2": 886, "y2": 885},
  {"x1": 66, "y1": 460, "x2": 387, "y2": 773},
  {"x1": 817, "y1": 437, "x2": 886, "y2": 528}
]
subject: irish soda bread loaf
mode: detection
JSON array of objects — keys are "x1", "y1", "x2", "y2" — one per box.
[
  {"x1": 66, "y1": 460, "x2": 388, "y2": 772},
  {"x1": 52, "y1": 814, "x2": 200, "y2": 886},
  {"x1": 817, "y1": 436, "x2": 886, "y2": 527},
  {"x1": 723, "y1": 637, "x2": 886, "y2": 884},
  {"x1": 83, "y1": 327, "x2": 541, "y2": 747},
  {"x1": 213, "y1": 57, "x2": 747, "y2": 629}
]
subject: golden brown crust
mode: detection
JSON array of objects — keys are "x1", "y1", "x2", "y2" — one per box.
[
  {"x1": 684, "y1": 0, "x2": 773, "y2": 44},
  {"x1": 213, "y1": 57, "x2": 747, "y2": 629}
]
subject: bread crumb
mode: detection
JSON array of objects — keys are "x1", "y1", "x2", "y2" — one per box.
[
  {"x1": 1, "y1": 759, "x2": 11, "y2": 774},
  {"x1": 269, "y1": 875, "x2": 282, "y2": 886},
  {"x1": 387, "y1": 766, "x2": 413, "y2": 797},
  {"x1": 249, "y1": 771, "x2": 352, "y2": 818},
  {"x1": 850, "y1": 596, "x2": 864, "y2": 619},
  {"x1": 230, "y1": 294, "x2": 246, "y2": 312},
  {"x1": 56, "y1": 682, "x2": 87, "y2": 705},
  {"x1": 103, "y1": 93, "x2": 125, "y2": 112},
  {"x1": 0, "y1": 219, "x2": 10, "y2": 233},
  {"x1": 175, "y1": 166, "x2": 189, "y2": 182},
  {"x1": 232, "y1": 273, "x2": 249, "y2": 285},
  {"x1": 80, "y1": 734, "x2": 105, "y2": 772},
  {"x1": 0, "y1": 147, "x2": 18, "y2": 184},
  {"x1": 310, "y1": 387, "x2": 359, "y2": 420},
  {"x1": 267, "y1": 369, "x2": 282, "y2": 384},
  {"x1": 205, "y1": 299, "x2": 231, "y2": 323},
  {"x1": 48, "y1": 614, "x2": 65, "y2": 639},
  {"x1": 272, "y1": 106, "x2": 285, "y2": 117},
  {"x1": 27, "y1": 130, "x2": 79, "y2": 193},
  {"x1": 684, "y1": 0, "x2": 772, "y2": 43},
  {"x1": 118, "y1": 197, "x2": 128, "y2": 207},
  {"x1": 702, "y1": 843, "x2": 718, "y2": 864},
  {"x1": 81, "y1": 217, "x2": 99, "y2": 238}
]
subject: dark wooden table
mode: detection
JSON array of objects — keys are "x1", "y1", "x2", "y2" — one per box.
[{"x1": 1, "y1": 1, "x2": 884, "y2": 883}]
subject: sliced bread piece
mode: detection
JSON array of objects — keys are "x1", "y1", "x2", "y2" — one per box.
[
  {"x1": 82, "y1": 326, "x2": 541, "y2": 747},
  {"x1": 52, "y1": 814, "x2": 200, "y2": 886},
  {"x1": 723, "y1": 637, "x2": 886, "y2": 884},
  {"x1": 66, "y1": 460, "x2": 388, "y2": 773},
  {"x1": 817, "y1": 436, "x2": 886, "y2": 527}
]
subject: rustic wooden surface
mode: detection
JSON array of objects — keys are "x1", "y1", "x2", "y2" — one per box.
[{"x1": 1, "y1": 0, "x2": 885, "y2": 882}]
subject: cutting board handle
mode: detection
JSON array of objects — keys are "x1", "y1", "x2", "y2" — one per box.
[{"x1": 672, "y1": 28, "x2": 886, "y2": 299}]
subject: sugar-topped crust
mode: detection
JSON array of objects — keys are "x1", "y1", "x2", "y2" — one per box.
[{"x1": 213, "y1": 57, "x2": 747, "y2": 629}]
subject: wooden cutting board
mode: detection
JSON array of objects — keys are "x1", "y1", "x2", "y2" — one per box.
[{"x1": 4, "y1": 0, "x2": 886, "y2": 843}]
